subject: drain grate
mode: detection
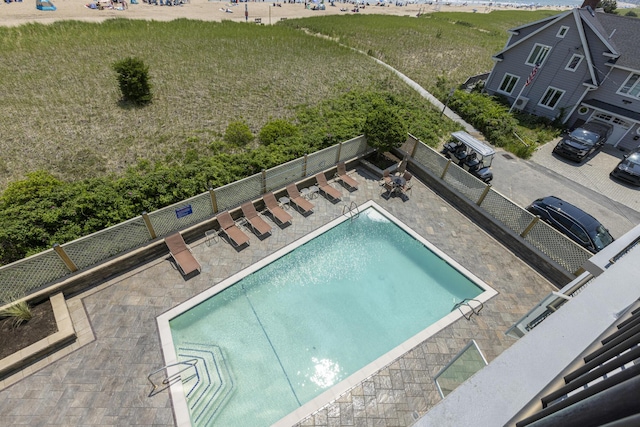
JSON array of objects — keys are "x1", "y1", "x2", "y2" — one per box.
[{"x1": 502, "y1": 153, "x2": 514, "y2": 160}]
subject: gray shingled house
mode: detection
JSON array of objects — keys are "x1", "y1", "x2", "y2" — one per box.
[{"x1": 484, "y1": 0, "x2": 640, "y2": 152}]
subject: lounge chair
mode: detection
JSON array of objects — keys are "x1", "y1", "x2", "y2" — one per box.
[
  {"x1": 241, "y1": 201, "x2": 272, "y2": 237},
  {"x1": 286, "y1": 184, "x2": 314, "y2": 214},
  {"x1": 263, "y1": 192, "x2": 293, "y2": 226},
  {"x1": 164, "y1": 232, "x2": 201, "y2": 275},
  {"x1": 335, "y1": 162, "x2": 358, "y2": 190},
  {"x1": 315, "y1": 173, "x2": 342, "y2": 202},
  {"x1": 217, "y1": 210, "x2": 250, "y2": 248}
]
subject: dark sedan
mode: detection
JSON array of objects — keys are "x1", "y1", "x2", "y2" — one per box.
[
  {"x1": 552, "y1": 121, "x2": 613, "y2": 163},
  {"x1": 610, "y1": 149, "x2": 640, "y2": 186},
  {"x1": 527, "y1": 196, "x2": 614, "y2": 253}
]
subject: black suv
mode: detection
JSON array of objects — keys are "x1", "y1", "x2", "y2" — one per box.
[
  {"x1": 526, "y1": 196, "x2": 614, "y2": 253},
  {"x1": 610, "y1": 148, "x2": 640, "y2": 187},
  {"x1": 552, "y1": 121, "x2": 613, "y2": 163}
]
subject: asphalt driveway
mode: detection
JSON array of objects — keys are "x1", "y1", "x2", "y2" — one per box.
[{"x1": 490, "y1": 139, "x2": 640, "y2": 239}]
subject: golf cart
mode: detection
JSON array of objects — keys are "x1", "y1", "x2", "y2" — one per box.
[{"x1": 441, "y1": 131, "x2": 495, "y2": 183}]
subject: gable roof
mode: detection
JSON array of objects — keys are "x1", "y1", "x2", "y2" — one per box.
[
  {"x1": 493, "y1": 8, "x2": 637, "y2": 87},
  {"x1": 596, "y1": 12, "x2": 640, "y2": 71}
]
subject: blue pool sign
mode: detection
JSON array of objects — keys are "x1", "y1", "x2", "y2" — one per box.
[{"x1": 175, "y1": 205, "x2": 193, "y2": 219}]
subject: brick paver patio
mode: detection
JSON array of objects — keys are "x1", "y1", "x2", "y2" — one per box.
[{"x1": 0, "y1": 166, "x2": 555, "y2": 426}]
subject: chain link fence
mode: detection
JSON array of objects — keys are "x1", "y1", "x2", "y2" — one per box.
[{"x1": 0, "y1": 136, "x2": 369, "y2": 302}]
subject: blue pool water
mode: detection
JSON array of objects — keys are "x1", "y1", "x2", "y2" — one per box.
[{"x1": 166, "y1": 205, "x2": 487, "y2": 426}]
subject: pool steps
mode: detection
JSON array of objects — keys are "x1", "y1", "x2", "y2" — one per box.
[{"x1": 178, "y1": 343, "x2": 234, "y2": 427}]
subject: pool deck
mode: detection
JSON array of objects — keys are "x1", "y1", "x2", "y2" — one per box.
[{"x1": 0, "y1": 166, "x2": 556, "y2": 426}]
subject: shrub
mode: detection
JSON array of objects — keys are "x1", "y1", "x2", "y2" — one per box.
[
  {"x1": 0, "y1": 301, "x2": 33, "y2": 328},
  {"x1": 258, "y1": 119, "x2": 299, "y2": 146},
  {"x1": 363, "y1": 101, "x2": 407, "y2": 155},
  {"x1": 224, "y1": 120, "x2": 254, "y2": 146},
  {"x1": 112, "y1": 57, "x2": 153, "y2": 105},
  {"x1": 448, "y1": 90, "x2": 518, "y2": 147},
  {"x1": 625, "y1": 10, "x2": 637, "y2": 17}
]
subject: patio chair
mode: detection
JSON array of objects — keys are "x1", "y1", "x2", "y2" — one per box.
[
  {"x1": 263, "y1": 192, "x2": 293, "y2": 226},
  {"x1": 164, "y1": 232, "x2": 202, "y2": 275},
  {"x1": 217, "y1": 210, "x2": 250, "y2": 248},
  {"x1": 335, "y1": 162, "x2": 358, "y2": 190},
  {"x1": 382, "y1": 169, "x2": 392, "y2": 186},
  {"x1": 315, "y1": 173, "x2": 342, "y2": 202},
  {"x1": 241, "y1": 201, "x2": 272, "y2": 238},
  {"x1": 401, "y1": 171, "x2": 413, "y2": 196},
  {"x1": 286, "y1": 184, "x2": 314, "y2": 215}
]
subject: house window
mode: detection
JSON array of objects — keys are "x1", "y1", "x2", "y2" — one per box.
[
  {"x1": 618, "y1": 73, "x2": 640, "y2": 99},
  {"x1": 498, "y1": 73, "x2": 519, "y2": 95},
  {"x1": 526, "y1": 44, "x2": 551, "y2": 66},
  {"x1": 557, "y1": 26, "x2": 569, "y2": 38},
  {"x1": 565, "y1": 54, "x2": 583, "y2": 72},
  {"x1": 539, "y1": 87, "x2": 565, "y2": 109}
]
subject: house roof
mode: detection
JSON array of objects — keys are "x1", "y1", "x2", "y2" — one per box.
[
  {"x1": 494, "y1": 8, "x2": 640, "y2": 87},
  {"x1": 596, "y1": 12, "x2": 640, "y2": 71}
]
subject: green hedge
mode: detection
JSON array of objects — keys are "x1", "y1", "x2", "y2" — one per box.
[{"x1": 0, "y1": 89, "x2": 459, "y2": 265}]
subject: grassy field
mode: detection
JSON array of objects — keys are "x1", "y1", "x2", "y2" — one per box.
[
  {"x1": 280, "y1": 11, "x2": 560, "y2": 92},
  {"x1": 0, "y1": 19, "x2": 402, "y2": 189},
  {"x1": 0, "y1": 12, "x2": 558, "y2": 192}
]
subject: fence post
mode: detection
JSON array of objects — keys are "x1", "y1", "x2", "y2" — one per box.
[
  {"x1": 209, "y1": 187, "x2": 218, "y2": 215},
  {"x1": 261, "y1": 169, "x2": 267, "y2": 194},
  {"x1": 336, "y1": 142, "x2": 342, "y2": 164},
  {"x1": 303, "y1": 153, "x2": 308, "y2": 177},
  {"x1": 142, "y1": 211, "x2": 157, "y2": 239},
  {"x1": 476, "y1": 184, "x2": 492, "y2": 206},
  {"x1": 440, "y1": 159, "x2": 453, "y2": 179},
  {"x1": 521, "y1": 216, "x2": 540, "y2": 238},
  {"x1": 53, "y1": 244, "x2": 78, "y2": 272},
  {"x1": 410, "y1": 136, "x2": 419, "y2": 158}
]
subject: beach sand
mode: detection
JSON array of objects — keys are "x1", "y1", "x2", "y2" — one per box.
[{"x1": 0, "y1": 0, "x2": 574, "y2": 27}]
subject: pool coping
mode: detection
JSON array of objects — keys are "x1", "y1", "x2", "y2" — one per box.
[{"x1": 156, "y1": 200, "x2": 498, "y2": 427}]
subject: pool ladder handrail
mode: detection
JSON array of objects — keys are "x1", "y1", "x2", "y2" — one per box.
[
  {"x1": 148, "y1": 358, "x2": 199, "y2": 397},
  {"x1": 342, "y1": 201, "x2": 360, "y2": 220},
  {"x1": 452, "y1": 298, "x2": 483, "y2": 320}
]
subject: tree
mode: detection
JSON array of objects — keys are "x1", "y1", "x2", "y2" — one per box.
[
  {"x1": 363, "y1": 102, "x2": 407, "y2": 158},
  {"x1": 598, "y1": 0, "x2": 617, "y2": 14},
  {"x1": 112, "y1": 57, "x2": 153, "y2": 105}
]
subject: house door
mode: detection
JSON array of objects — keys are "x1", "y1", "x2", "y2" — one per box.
[{"x1": 591, "y1": 113, "x2": 632, "y2": 146}]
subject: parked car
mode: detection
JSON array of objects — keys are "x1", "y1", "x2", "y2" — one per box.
[
  {"x1": 610, "y1": 148, "x2": 640, "y2": 187},
  {"x1": 552, "y1": 121, "x2": 613, "y2": 163},
  {"x1": 526, "y1": 196, "x2": 614, "y2": 253}
]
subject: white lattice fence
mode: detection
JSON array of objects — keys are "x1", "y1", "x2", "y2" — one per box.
[
  {"x1": 339, "y1": 135, "x2": 370, "y2": 162},
  {"x1": 265, "y1": 158, "x2": 305, "y2": 193},
  {"x1": 62, "y1": 217, "x2": 151, "y2": 270},
  {"x1": 480, "y1": 189, "x2": 535, "y2": 234},
  {"x1": 413, "y1": 142, "x2": 449, "y2": 176},
  {"x1": 214, "y1": 174, "x2": 263, "y2": 212},
  {"x1": 442, "y1": 163, "x2": 487, "y2": 202},
  {"x1": 306, "y1": 146, "x2": 340, "y2": 178},
  {"x1": 148, "y1": 192, "x2": 214, "y2": 238},
  {"x1": 0, "y1": 250, "x2": 70, "y2": 302},
  {"x1": 524, "y1": 221, "x2": 592, "y2": 273}
]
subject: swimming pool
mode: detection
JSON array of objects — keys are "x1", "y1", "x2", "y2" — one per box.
[{"x1": 157, "y1": 201, "x2": 496, "y2": 427}]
